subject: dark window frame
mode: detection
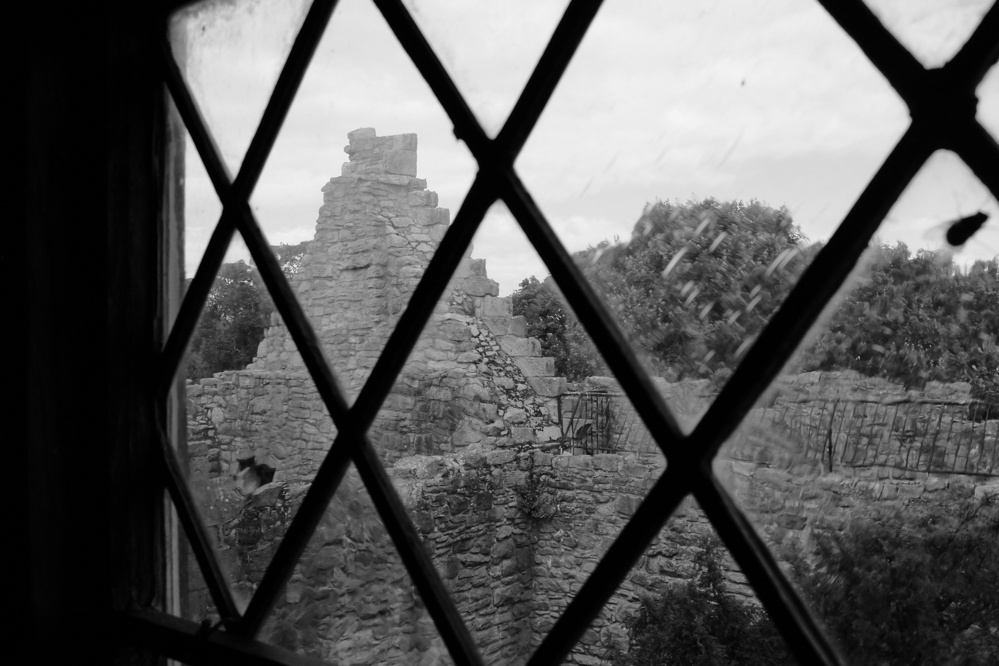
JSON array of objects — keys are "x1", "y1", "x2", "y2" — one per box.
[{"x1": 125, "y1": 1, "x2": 999, "y2": 665}]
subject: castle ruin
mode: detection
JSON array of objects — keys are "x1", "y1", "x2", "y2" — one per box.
[{"x1": 185, "y1": 129, "x2": 999, "y2": 665}]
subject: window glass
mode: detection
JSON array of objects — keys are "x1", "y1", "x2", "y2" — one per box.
[
  {"x1": 169, "y1": 0, "x2": 312, "y2": 174},
  {"x1": 978, "y1": 62, "x2": 999, "y2": 142},
  {"x1": 176, "y1": 124, "x2": 224, "y2": 283},
  {"x1": 400, "y1": 0, "x2": 570, "y2": 136},
  {"x1": 715, "y1": 150, "x2": 999, "y2": 665},
  {"x1": 864, "y1": 0, "x2": 994, "y2": 68},
  {"x1": 165, "y1": 0, "x2": 998, "y2": 663}
]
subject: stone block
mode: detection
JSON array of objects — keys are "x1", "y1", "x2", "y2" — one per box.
[
  {"x1": 508, "y1": 316, "x2": 528, "y2": 336},
  {"x1": 510, "y1": 427, "x2": 537, "y2": 444},
  {"x1": 494, "y1": 376, "x2": 514, "y2": 390},
  {"x1": 528, "y1": 376, "x2": 565, "y2": 397},
  {"x1": 615, "y1": 494, "x2": 638, "y2": 516},
  {"x1": 463, "y1": 276, "x2": 499, "y2": 297},
  {"x1": 498, "y1": 335, "x2": 542, "y2": 357},
  {"x1": 514, "y1": 356, "x2": 555, "y2": 377},
  {"x1": 491, "y1": 538, "x2": 516, "y2": 559},
  {"x1": 452, "y1": 423, "x2": 484, "y2": 447},
  {"x1": 467, "y1": 258, "x2": 487, "y2": 276},
  {"x1": 392, "y1": 133, "x2": 418, "y2": 150},
  {"x1": 482, "y1": 295, "x2": 511, "y2": 316},
  {"x1": 347, "y1": 127, "x2": 376, "y2": 142},
  {"x1": 504, "y1": 407, "x2": 528, "y2": 424},
  {"x1": 383, "y1": 149, "x2": 417, "y2": 176},
  {"x1": 483, "y1": 316, "x2": 512, "y2": 337},
  {"x1": 408, "y1": 190, "x2": 438, "y2": 207},
  {"x1": 538, "y1": 425, "x2": 562, "y2": 442},
  {"x1": 593, "y1": 454, "x2": 620, "y2": 472},
  {"x1": 486, "y1": 450, "x2": 516, "y2": 466}
]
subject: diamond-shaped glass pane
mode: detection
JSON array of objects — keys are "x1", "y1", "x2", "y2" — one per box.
[
  {"x1": 514, "y1": 0, "x2": 909, "y2": 427},
  {"x1": 259, "y1": 464, "x2": 455, "y2": 663},
  {"x1": 400, "y1": 0, "x2": 570, "y2": 135},
  {"x1": 168, "y1": 0, "x2": 312, "y2": 174},
  {"x1": 979, "y1": 62, "x2": 999, "y2": 143},
  {"x1": 168, "y1": 495, "x2": 243, "y2": 627},
  {"x1": 865, "y1": 0, "x2": 994, "y2": 68},
  {"x1": 175, "y1": 126, "x2": 225, "y2": 285},
  {"x1": 564, "y1": 499, "x2": 797, "y2": 665}
]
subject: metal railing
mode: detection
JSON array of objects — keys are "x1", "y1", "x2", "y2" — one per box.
[
  {"x1": 560, "y1": 390, "x2": 999, "y2": 476},
  {"x1": 755, "y1": 397, "x2": 999, "y2": 477},
  {"x1": 557, "y1": 391, "x2": 658, "y2": 455}
]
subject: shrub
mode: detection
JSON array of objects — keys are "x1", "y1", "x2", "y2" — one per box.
[
  {"x1": 797, "y1": 498, "x2": 999, "y2": 666},
  {"x1": 610, "y1": 536, "x2": 791, "y2": 666},
  {"x1": 516, "y1": 473, "x2": 559, "y2": 521}
]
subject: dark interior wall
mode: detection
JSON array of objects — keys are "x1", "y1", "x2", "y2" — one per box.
[{"x1": 9, "y1": 2, "x2": 167, "y2": 662}]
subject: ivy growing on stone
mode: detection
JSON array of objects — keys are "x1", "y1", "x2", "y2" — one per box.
[{"x1": 517, "y1": 472, "x2": 559, "y2": 522}]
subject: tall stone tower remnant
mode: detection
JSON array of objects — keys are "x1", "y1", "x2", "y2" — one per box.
[
  {"x1": 250, "y1": 127, "x2": 451, "y2": 399},
  {"x1": 197, "y1": 128, "x2": 565, "y2": 482}
]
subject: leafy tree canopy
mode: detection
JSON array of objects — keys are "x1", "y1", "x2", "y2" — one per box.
[
  {"x1": 797, "y1": 499, "x2": 999, "y2": 665},
  {"x1": 511, "y1": 276, "x2": 603, "y2": 381},
  {"x1": 797, "y1": 243, "x2": 999, "y2": 399},
  {"x1": 513, "y1": 198, "x2": 999, "y2": 399},
  {"x1": 514, "y1": 198, "x2": 815, "y2": 385},
  {"x1": 609, "y1": 535, "x2": 790, "y2": 666},
  {"x1": 185, "y1": 242, "x2": 307, "y2": 381},
  {"x1": 612, "y1": 500, "x2": 999, "y2": 666}
]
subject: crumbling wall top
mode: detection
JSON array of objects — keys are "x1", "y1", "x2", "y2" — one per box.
[{"x1": 342, "y1": 127, "x2": 418, "y2": 177}]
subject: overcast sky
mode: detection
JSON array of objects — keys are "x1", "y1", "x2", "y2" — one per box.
[{"x1": 174, "y1": 0, "x2": 999, "y2": 296}]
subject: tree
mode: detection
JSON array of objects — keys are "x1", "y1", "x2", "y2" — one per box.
[
  {"x1": 271, "y1": 240, "x2": 309, "y2": 277},
  {"x1": 797, "y1": 244, "x2": 999, "y2": 400},
  {"x1": 797, "y1": 498, "x2": 999, "y2": 665},
  {"x1": 610, "y1": 536, "x2": 791, "y2": 666},
  {"x1": 583, "y1": 199, "x2": 814, "y2": 383},
  {"x1": 511, "y1": 276, "x2": 602, "y2": 381},
  {"x1": 185, "y1": 260, "x2": 273, "y2": 380},
  {"x1": 513, "y1": 199, "x2": 814, "y2": 384},
  {"x1": 512, "y1": 199, "x2": 999, "y2": 398},
  {"x1": 185, "y1": 242, "x2": 308, "y2": 381}
]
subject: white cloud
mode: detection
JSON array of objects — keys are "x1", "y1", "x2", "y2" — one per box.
[{"x1": 176, "y1": 0, "x2": 997, "y2": 289}]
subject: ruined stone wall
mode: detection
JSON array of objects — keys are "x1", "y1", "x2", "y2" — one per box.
[{"x1": 184, "y1": 129, "x2": 567, "y2": 664}]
